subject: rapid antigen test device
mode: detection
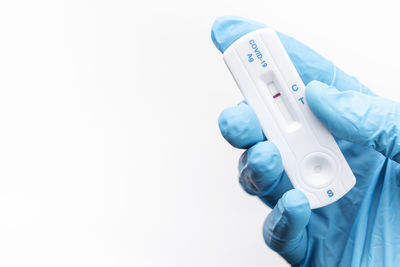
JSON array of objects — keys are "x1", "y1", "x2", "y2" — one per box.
[{"x1": 215, "y1": 22, "x2": 355, "y2": 208}]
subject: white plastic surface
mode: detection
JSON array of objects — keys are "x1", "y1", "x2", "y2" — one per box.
[{"x1": 223, "y1": 28, "x2": 356, "y2": 208}]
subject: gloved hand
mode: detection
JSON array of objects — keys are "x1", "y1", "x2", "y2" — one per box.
[{"x1": 212, "y1": 16, "x2": 400, "y2": 267}]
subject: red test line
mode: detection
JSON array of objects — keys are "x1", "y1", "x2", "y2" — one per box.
[{"x1": 273, "y1": 92, "x2": 281, "y2": 98}]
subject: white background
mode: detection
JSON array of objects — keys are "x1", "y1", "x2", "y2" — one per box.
[{"x1": 0, "y1": 1, "x2": 399, "y2": 266}]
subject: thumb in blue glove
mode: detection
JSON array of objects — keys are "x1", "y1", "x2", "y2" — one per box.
[{"x1": 306, "y1": 80, "x2": 400, "y2": 162}]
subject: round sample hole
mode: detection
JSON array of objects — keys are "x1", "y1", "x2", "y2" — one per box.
[{"x1": 300, "y1": 152, "x2": 337, "y2": 188}]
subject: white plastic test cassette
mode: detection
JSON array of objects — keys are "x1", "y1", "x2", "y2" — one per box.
[{"x1": 223, "y1": 28, "x2": 355, "y2": 208}]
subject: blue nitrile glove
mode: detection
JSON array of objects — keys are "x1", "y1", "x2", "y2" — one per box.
[{"x1": 212, "y1": 16, "x2": 400, "y2": 267}]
